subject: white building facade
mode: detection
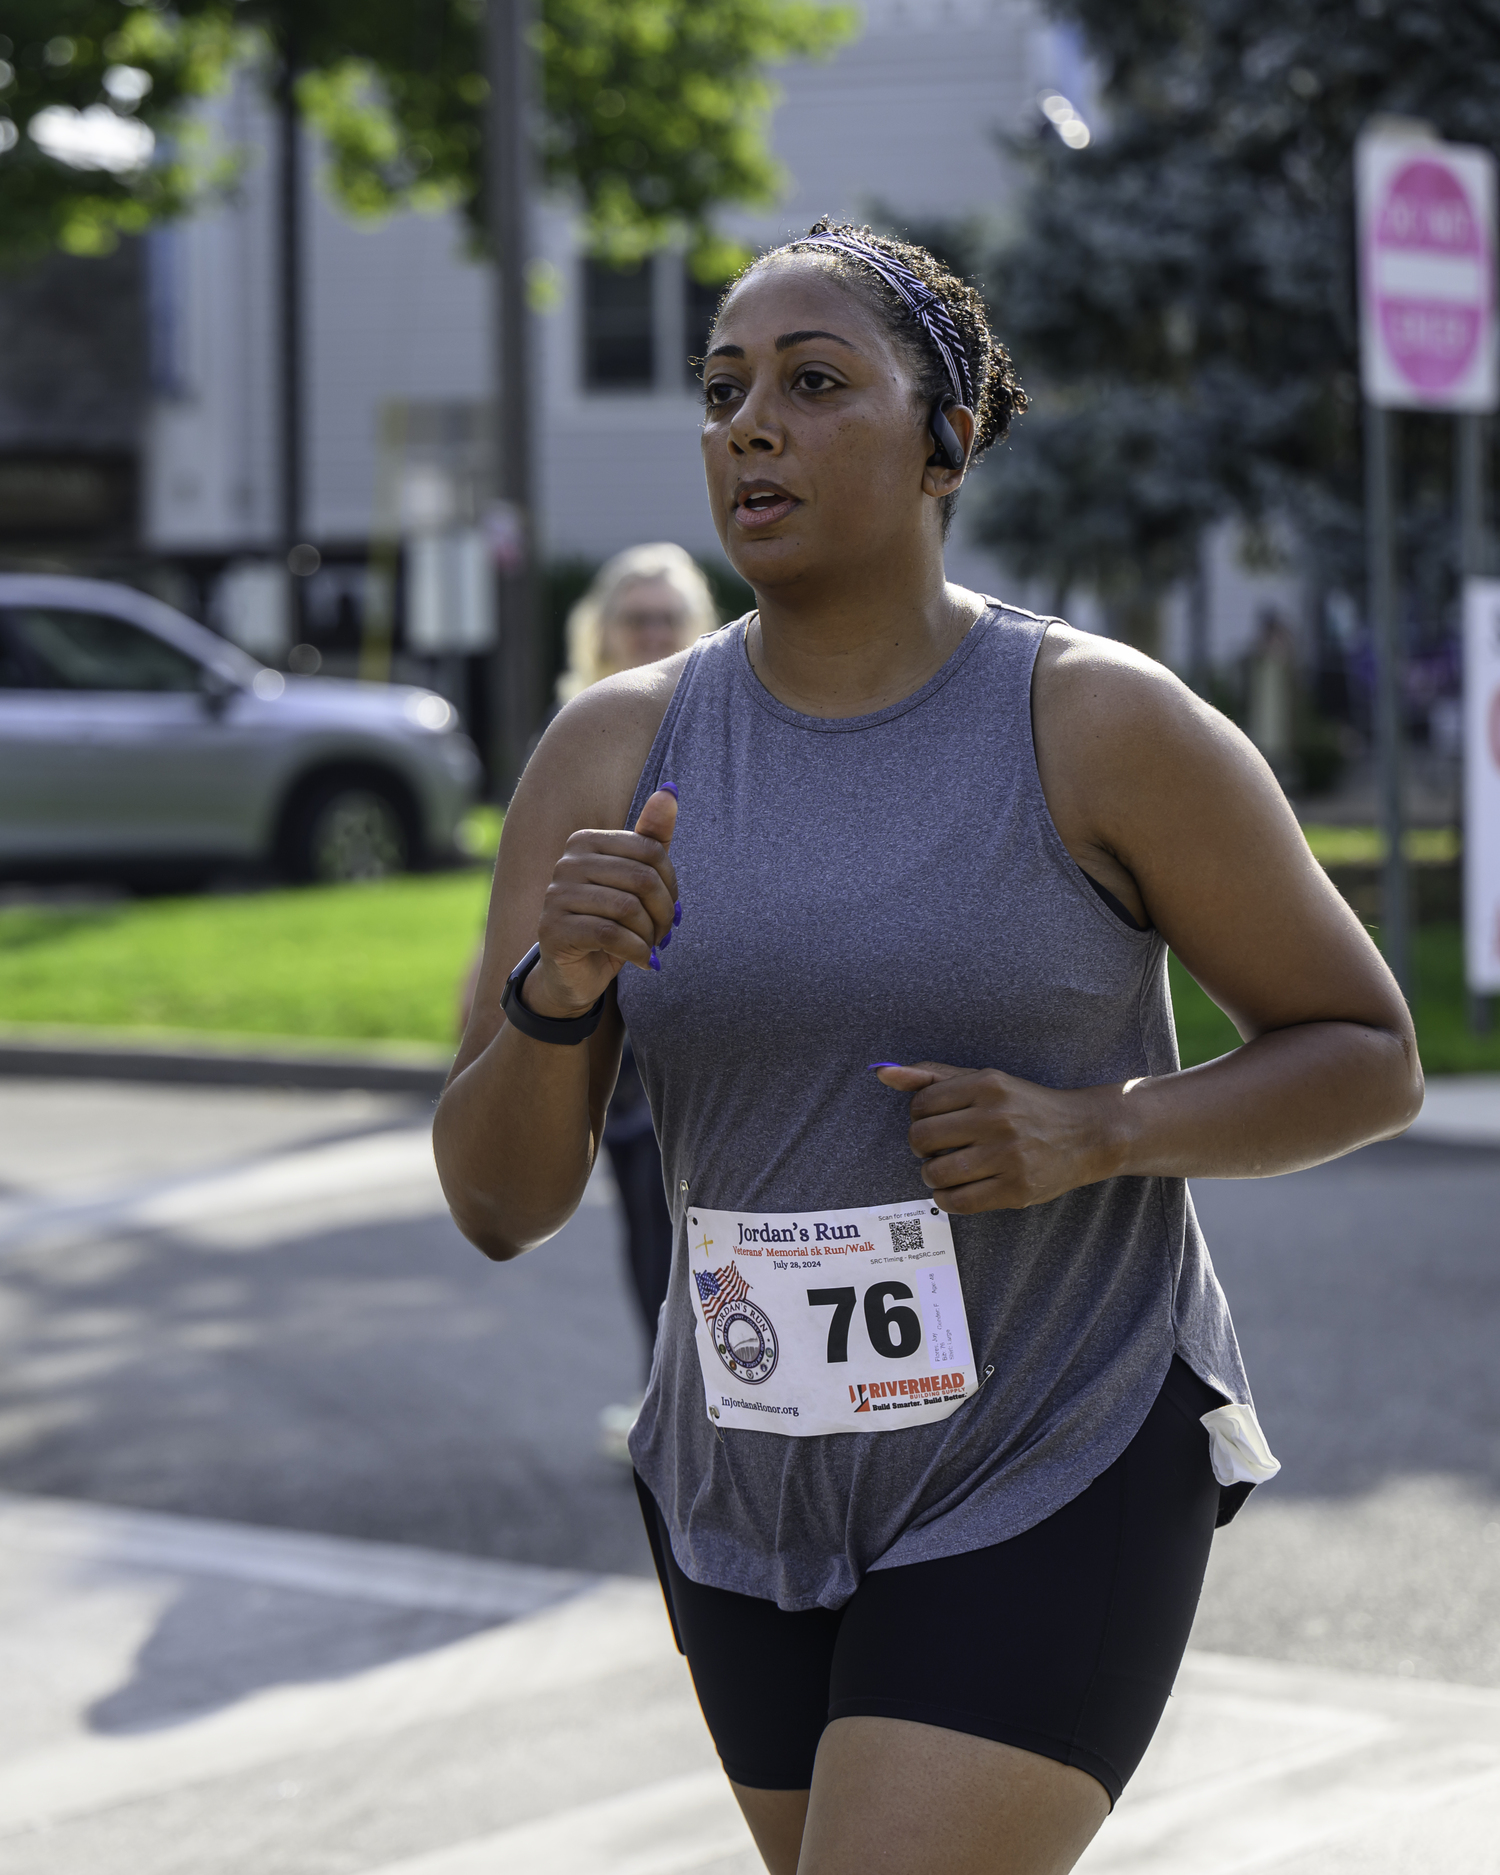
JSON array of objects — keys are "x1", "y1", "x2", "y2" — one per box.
[{"x1": 142, "y1": 0, "x2": 1294, "y2": 669}]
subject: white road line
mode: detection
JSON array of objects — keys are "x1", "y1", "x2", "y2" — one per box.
[
  {"x1": 1082, "y1": 1692, "x2": 1395, "y2": 1864},
  {"x1": 0, "y1": 1127, "x2": 617, "y2": 1252},
  {"x1": 0, "y1": 1127, "x2": 440, "y2": 1251},
  {"x1": 0, "y1": 1489, "x2": 593, "y2": 1621},
  {"x1": 1221, "y1": 1764, "x2": 1500, "y2": 1875},
  {"x1": 358, "y1": 1671, "x2": 1500, "y2": 1875},
  {"x1": 130, "y1": 1126, "x2": 443, "y2": 1224},
  {"x1": 1081, "y1": 1657, "x2": 1500, "y2": 1874},
  {"x1": 367, "y1": 1698, "x2": 1500, "y2": 1875},
  {"x1": 352, "y1": 1771, "x2": 757, "y2": 1875},
  {"x1": 1091, "y1": 1758, "x2": 1500, "y2": 1875},
  {"x1": 4, "y1": 1488, "x2": 1500, "y2": 1871},
  {"x1": 0, "y1": 1577, "x2": 672, "y2": 1837}
]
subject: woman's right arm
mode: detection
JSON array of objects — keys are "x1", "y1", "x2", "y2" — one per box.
[{"x1": 433, "y1": 662, "x2": 684, "y2": 1260}]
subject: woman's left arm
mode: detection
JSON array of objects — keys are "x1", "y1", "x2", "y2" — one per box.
[{"x1": 877, "y1": 630, "x2": 1423, "y2": 1212}]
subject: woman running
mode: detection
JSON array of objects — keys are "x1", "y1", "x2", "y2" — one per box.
[{"x1": 434, "y1": 221, "x2": 1422, "y2": 1875}]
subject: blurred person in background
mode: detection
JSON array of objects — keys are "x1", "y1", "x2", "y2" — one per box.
[
  {"x1": 557, "y1": 543, "x2": 719, "y2": 704},
  {"x1": 461, "y1": 544, "x2": 717, "y2": 1452}
]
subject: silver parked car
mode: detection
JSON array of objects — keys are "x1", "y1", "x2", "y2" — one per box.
[{"x1": 0, "y1": 575, "x2": 483, "y2": 884}]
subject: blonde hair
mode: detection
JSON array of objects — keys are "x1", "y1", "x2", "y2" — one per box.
[{"x1": 556, "y1": 543, "x2": 719, "y2": 703}]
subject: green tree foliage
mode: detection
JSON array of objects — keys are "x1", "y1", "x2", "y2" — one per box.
[
  {"x1": 0, "y1": 0, "x2": 856, "y2": 275},
  {"x1": 977, "y1": 0, "x2": 1500, "y2": 638},
  {"x1": 0, "y1": 2, "x2": 241, "y2": 259},
  {"x1": 535, "y1": 0, "x2": 855, "y2": 276}
]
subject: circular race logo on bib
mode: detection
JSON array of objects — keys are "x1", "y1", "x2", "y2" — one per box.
[{"x1": 712, "y1": 1299, "x2": 779, "y2": 1384}]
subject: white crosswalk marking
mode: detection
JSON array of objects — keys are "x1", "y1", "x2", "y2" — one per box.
[
  {"x1": 2, "y1": 1491, "x2": 1499, "y2": 1872},
  {"x1": 0, "y1": 1124, "x2": 618, "y2": 1254}
]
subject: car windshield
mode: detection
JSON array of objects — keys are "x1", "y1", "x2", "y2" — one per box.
[{"x1": 0, "y1": 608, "x2": 203, "y2": 693}]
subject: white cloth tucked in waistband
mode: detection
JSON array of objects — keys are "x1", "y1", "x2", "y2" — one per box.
[{"x1": 1200, "y1": 1404, "x2": 1281, "y2": 1488}]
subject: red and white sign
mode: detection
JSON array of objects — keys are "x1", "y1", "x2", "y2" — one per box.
[
  {"x1": 1464, "y1": 580, "x2": 1500, "y2": 993},
  {"x1": 1358, "y1": 133, "x2": 1498, "y2": 412}
]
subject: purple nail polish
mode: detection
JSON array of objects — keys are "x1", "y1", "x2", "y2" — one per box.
[
  {"x1": 661, "y1": 782, "x2": 679, "y2": 798},
  {"x1": 660, "y1": 928, "x2": 672, "y2": 949},
  {"x1": 650, "y1": 948, "x2": 661, "y2": 971},
  {"x1": 673, "y1": 900, "x2": 682, "y2": 926},
  {"x1": 868, "y1": 1062, "x2": 901, "y2": 1070}
]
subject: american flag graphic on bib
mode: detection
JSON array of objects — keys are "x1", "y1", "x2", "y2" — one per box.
[{"x1": 694, "y1": 1261, "x2": 750, "y2": 1327}]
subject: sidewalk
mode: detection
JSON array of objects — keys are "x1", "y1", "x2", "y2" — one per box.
[
  {"x1": 1, "y1": 1491, "x2": 1495, "y2": 1874},
  {"x1": 1403, "y1": 1073, "x2": 1500, "y2": 1147}
]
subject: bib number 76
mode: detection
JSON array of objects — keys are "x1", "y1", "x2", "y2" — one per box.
[{"x1": 808, "y1": 1283, "x2": 923, "y2": 1362}]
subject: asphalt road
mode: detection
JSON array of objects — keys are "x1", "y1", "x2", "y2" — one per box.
[
  {"x1": 0, "y1": 1080, "x2": 652, "y2": 1580},
  {"x1": 0, "y1": 1078, "x2": 1495, "y2": 1688}
]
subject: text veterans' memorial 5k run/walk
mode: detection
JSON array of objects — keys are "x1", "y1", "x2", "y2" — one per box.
[{"x1": 687, "y1": 1198, "x2": 979, "y2": 1438}]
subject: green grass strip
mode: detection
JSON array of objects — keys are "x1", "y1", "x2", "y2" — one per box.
[
  {"x1": 1301, "y1": 824, "x2": 1459, "y2": 866},
  {"x1": 1171, "y1": 924, "x2": 1500, "y2": 1074},
  {"x1": 0, "y1": 873, "x2": 490, "y2": 1046},
  {"x1": 0, "y1": 876, "x2": 1493, "y2": 1076}
]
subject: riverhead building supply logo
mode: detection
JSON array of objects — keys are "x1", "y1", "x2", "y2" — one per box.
[
  {"x1": 850, "y1": 1372, "x2": 967, "y2": 1414},
  {"x1": 695, "y1": 1257, "x2": 779, "y2": 1384}
]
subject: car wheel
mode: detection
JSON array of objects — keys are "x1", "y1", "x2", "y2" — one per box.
[{"x1": 283, "y1": 778, "x2": 414, "y2": 884}]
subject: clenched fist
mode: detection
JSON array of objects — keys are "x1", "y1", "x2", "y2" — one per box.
[
  {"x1": 873, "y1": 1061, "x2": 1121, "y2": 1212},
  {"x1": 521, "y1": 786, "x2": 681, "y2": 1021}
]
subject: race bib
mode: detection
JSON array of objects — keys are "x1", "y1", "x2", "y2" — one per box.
[{"x1": 686, "y1": 1197, "x2": 977, "y2": 1437}]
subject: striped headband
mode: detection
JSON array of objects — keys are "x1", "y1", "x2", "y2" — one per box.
[{"x1": 789, "y1": 232, "x2": 974, "y2": 410}]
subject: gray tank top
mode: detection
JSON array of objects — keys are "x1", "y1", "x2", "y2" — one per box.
[{"x1": 619, "y1": 605, "x2": 1253, "y2": 1612}]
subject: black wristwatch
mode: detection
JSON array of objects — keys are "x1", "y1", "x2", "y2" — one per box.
[{"x1": 501, "y1": 943, "x2": 607, "y2": 1045}]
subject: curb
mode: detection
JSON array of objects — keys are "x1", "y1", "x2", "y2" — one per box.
[{"x1": 0, "y1": 1036, "x2": 451, "y2": 1097}]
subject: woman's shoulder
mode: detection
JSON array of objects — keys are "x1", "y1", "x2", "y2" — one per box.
[
  {"x1": 517, "y1": 644, "x2": 698, "y2": 833},
  {"x1": 1030, "y1": 618, "x2": 1275, "y2": 877},
  {"x1": 1032, "y1": 621, "x2": 1206, "y2": 753}
]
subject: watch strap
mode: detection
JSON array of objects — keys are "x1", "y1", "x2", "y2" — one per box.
[{"x1": 501, "y1": 943, "x2": 607, "y2": 1045}]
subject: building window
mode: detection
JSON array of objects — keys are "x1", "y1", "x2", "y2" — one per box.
[
  {"x1": 582, "y1": 260, "x2": 654, "y2": 389},
  {"x1": 684, "y1": 275, "x2": 723, "y2": 389}
]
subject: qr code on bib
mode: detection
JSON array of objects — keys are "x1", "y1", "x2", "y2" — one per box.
[{"x1": 888, "y1": 1218, "x2": 925, "y2": 1254}]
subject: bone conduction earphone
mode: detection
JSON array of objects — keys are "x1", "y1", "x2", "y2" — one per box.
[{"x1": 928, "y1": 397, "x2": 966, "y2": 472}]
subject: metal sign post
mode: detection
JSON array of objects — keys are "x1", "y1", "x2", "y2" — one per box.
[
  {"x1": 276, "y1": 55, "x2": 304, "y2": 656},
  {"x1": 486, "y1": 0, "x2": 541, "y2": 802},
  {"x1": 1361, "y1": 399, "x2": 1407, "y2": 997},
  {"x1": 1356, "y1": 126, "x2": 1499, "y2": 1002},
  {"x1": 1458, "y1": 415, "x2": 1493, "y2": 1029},
  {"x1": 1463, "y1": 580, "x2": 1500, "y2": 1005}
]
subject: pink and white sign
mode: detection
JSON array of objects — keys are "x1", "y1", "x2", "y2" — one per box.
[
  {"x1": 1358, "y1": 133, "x2": 1498, "y2": 412},
  {"x1": 1464, "y1": 580, "x2": 1500, "y2": 994}
]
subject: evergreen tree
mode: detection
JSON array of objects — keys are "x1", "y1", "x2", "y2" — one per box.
[{"x1": 977, "y1": 0, "x2": 1500, "y2": 647}]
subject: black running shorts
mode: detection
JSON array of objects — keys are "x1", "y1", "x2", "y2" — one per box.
[{"x1": 636, "y1": 1356, "x2": 1225, "y2": 1804}]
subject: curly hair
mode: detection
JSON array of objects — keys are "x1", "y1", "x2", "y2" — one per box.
[{"x1": 709, "y1": 217, "x2": 1027, "y2": 536}]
